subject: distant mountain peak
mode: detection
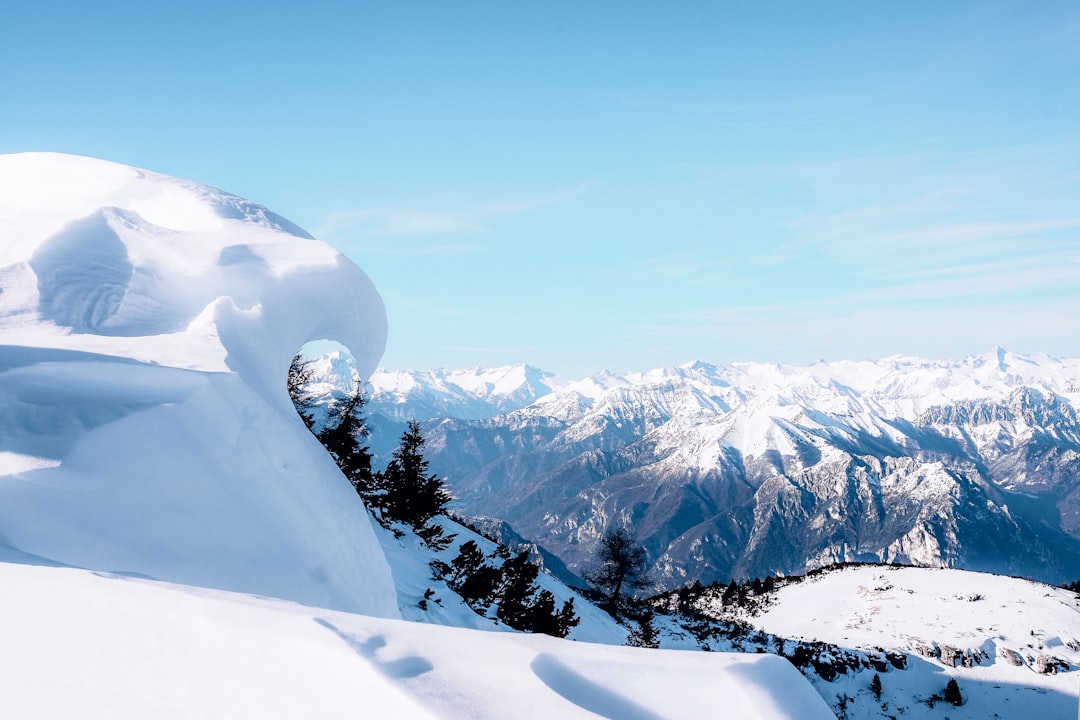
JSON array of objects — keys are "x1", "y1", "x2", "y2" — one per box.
[{"x1": 359, "y1": 348, "x2": 1080, "y2": 589}]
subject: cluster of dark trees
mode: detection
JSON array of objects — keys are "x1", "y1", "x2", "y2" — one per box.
[
  {"x1": 288, "y1": 354, "x2": 578, "y2": 636},
  {"x1": 434, "y1": 539, "x2": 579, "y2": 638},
  {"x1": 290, "y1": 355, "x2": 450, "y2": 540}
]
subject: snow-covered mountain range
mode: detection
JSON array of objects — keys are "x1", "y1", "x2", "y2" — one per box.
[{"x1": 357, "y1": 352, "x2": 1080, "y2": 589}]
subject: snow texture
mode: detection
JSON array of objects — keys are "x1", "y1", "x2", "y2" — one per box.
[
  {"x1": 0, "y1": 561, "x2": 834, "y2": 720},
  {"x1": 751, "y1": 565, "x2": 1080, "y2": 719},
  {"x1": 0, "y1": 152, "x2": 397, "y2": 617}
]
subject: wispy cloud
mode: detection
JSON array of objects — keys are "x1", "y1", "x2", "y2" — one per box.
[
  {"x1": 772, "y1": 143, "x2": 1080, "y2": 307},
  {"x1": 317, "y1": 207, "x2": 483, "y2": 237},
  {"x1": 313, "y1": 184, "x2": 593, "y2": 255},
  {"x1": 641, "y1": 292, "x2": 1080, "y2": 364}
]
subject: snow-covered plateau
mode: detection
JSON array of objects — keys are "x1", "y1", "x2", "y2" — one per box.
[
  {"x1": 747, "y1": 564, "x2": 1080, "y2": 719},
  {"x1": 0, "y1": 152, "x2": 835, "y2": 718}
]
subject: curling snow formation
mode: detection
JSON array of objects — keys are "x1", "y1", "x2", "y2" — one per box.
[{"x1": 0, "y1": 152, "x2": 398, "y2": 617}]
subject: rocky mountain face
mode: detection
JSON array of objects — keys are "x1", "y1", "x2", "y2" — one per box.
[{"x1": 337, "y1": 350, "x2": 1080, "y2": 589}]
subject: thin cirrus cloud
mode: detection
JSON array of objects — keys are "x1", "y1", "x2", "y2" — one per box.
[{"x1": 313, "y1": 184, "x2": 593, "y2": 256}]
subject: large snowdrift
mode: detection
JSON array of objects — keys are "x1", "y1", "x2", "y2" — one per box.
[
  {"x1": 0, "y1": 561, "x2": 833, "y2": 719},
  {"x1": 0, "y1": 152, "x2": 397, "y2": 616}
]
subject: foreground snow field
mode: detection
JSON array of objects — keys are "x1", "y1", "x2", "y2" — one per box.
[{"x1": 0, "y1": 560, "x2": 833, "y2": 719}]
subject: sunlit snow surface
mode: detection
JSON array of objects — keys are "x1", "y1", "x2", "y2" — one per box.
[
  {"x1": 750, "y1": 565, "x2": 1080, "y2": 719},
  {"x1": 0, "y1": 152, "x2": 397, "y2": 616},
  {"x1": 0, "y1": 561, "x2": 833, "y2": 720}
]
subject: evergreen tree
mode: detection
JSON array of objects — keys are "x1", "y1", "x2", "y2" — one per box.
[
  {"x1": 553, "y1": 597, "x2": 580, "y2": 638},
  {"x1": 722, "y1": 579, "x2": 738, "y2": 604},
  {"x1": 317, "y1": 383, "x2": 374, "y2": 495},
  {"x1": 870, "y1": 673, "x2": 882, "y2": 700},
  {"x1": 445, "y1": 540, "x2": 579, "y2": 637},
  {"x1": 943, "y1": 678, "x2": 962, "y2": 706},
  {"x1": 521, "y1": 589, "x2": 559, "y2": 635},
  {"x1": 287, "y1": 354, "x2": 316, "y2": 429},
  {"x1": 585, "y1": 528, "x2": 651, "y2": 619},
  {"x1": 455, "y1": 563, "x2": 503, "y2": 610},
  {"x1": 450, "y1": 540, "x2": 486, "y2": 585},
  {"x1": 496, "y1": 551, "x2": 541, "y2": 629},
  {"x1": 380, "y1": 420, "x2": 452, "y2": 529},
  {"x1": 627, "y1": 609, "x2": 660, "y2": 648}
]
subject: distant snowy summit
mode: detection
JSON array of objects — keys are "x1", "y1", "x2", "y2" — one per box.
[
  {"x1": 370, "y1": 363, "x2": 562, "y2": 420},
  {"x1": 0, "y1": 152, "x2": 396, "y2": 616},
  {"x1": 370, "y1": 348, "x2": 1080, "y2": 423},
  {"x1": 355, "y1": 349, "x2": 1080, "y2": 588}
]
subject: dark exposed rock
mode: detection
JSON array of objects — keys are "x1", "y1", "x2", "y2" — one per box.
[
  {"x1": 939, "y1": 644, "x2": 962, "y2": 667},
  {"x1": 886, "y1": 651, "x2": 907, "y2": 670},
  {"x1": 914, "y1": 640, "x2": 938, "y2": 659},
  {"x1": 1000, "y1": 647, "x2": 1025, "y2": 666},
  {"x1": 1035, "y1": 655, "x2": 1069, "y2": 674}
]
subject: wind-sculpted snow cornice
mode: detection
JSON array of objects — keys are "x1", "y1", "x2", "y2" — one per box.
[
  {"x1": 0, "y1": 152, "x2": 387, "y2": 398},
  {"x1": 0, "y1": 153, "x2": 397, "y2": 617}
]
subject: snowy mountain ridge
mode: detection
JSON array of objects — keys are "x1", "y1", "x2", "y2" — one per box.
[
  {"x1": 367, "y1": 363, "x2": 562, "y2": 421},
  {"x1": 371, "y1": 348, "x2": 1080, "y2": 431},
  {"x1": 357, "y1": 350, "x2": 1080, "y2": 589}
]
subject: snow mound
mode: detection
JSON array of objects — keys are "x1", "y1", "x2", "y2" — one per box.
[
  {"x1": 0, "y1": 152, "x2": 397, "y2": 617},
  {"x1": 0, "y1": 561, "x2": 833, "y2": 720}
]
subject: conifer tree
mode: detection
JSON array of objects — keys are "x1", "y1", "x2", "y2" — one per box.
[
  {"x1": 870, "y1": 673, "x2": 882, "y2": 700},
  {"x1": 585, "y1": 528, "x2": 651, "y2": 619},
  {"x1": 317, "y1": 383, "x2": 375, "y2": 495},
  {"x1": 627, "y1": 608, "x2": 660, "y2": 648},
  {"x1": 455, "y1": 563, "x2": 503, "y2": 609},
  {"x1": 287, "y1": 353, "x2": 316, "y2": 429},
  {"x1": 445, "y1": 539, "x2": 579, "y2": 637},
  {"x1": 553, "y1": 597, "x2": 580, "y2": 638},
  {"x1": 450, "y1": 540, "x2": 486, "y2": 585},
  {"x1": 943, "y1": 678, "x2": 962, "y2": 706},
  {"x1": 496, "y1": 551, "x2": 542, "y2": 629},
  {"x1": 380, "y1": 420, "x2": 451, "y2": 528}
]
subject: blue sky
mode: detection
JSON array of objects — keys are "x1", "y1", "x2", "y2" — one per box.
[{"x1": 3, "y1": 1, "x2": 1080, "y2": 376}]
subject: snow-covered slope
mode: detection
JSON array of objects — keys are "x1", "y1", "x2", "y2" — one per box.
[
  {"x1": 362, "y1": 353, "x2": 1080, "y2": 588},
  {"x1": 748, "y1": 565, "x2": 1080, "y2": 719},
  {"x1": 0, "y1": 560, "x2": 835, "y2": 719},
  {"x1": 0, "y1": 152, "x2": 397, "y2": 616}
]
